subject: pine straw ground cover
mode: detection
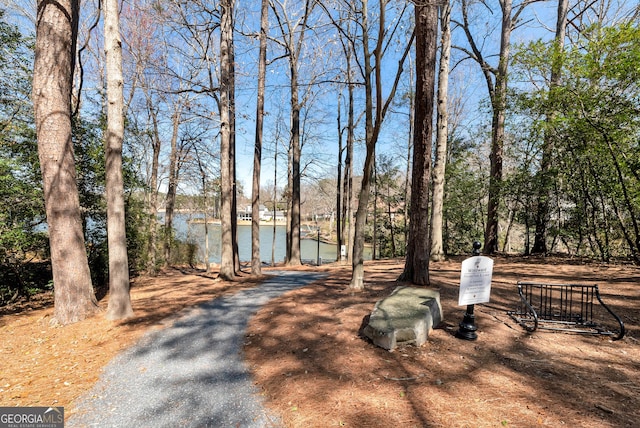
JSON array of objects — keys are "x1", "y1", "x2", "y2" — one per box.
[
  {"x1": 244, "y1": 258, "x2": 639, "y2": 428},
  {"x1": 0, "y1": 258, "x2": 638, "y2": 427}
]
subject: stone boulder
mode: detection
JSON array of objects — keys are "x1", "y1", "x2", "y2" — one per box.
[{"x1": 362, "y1": 286, "x2": 443, "y2": 351}]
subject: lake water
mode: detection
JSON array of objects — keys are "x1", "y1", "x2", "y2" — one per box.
[{"x1": 170, "y1": 214, "x2": 370, "y2": 264}]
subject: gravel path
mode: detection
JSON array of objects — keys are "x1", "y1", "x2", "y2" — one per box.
[{"x1": 68, "y1": 270, "x2": 325, "y2": 428}]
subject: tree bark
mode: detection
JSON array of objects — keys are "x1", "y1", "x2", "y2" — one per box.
[
  {"x1": 483, "y1": 0, "x2": 513, "y2": 254},
  {"x1": 401, "y1": 0, "x2": 438, "y2": 285},
  {"x1": 272, "y1": 142, "x2": 278, "y2": 266},
  {"x1": 219, "y1": 0, "x2": 235, "y2": 279},
  {"x1": 404, "y1": 60, "x2": 414, "y2": 252},
  {"x1": 251, "y1": 0, "x2": 269, "y2": 275},
  {"x1": 336, "y1": 95, "x2": 343, "y2": 261},
  {"x1": 344, "y1": 59, "x2": 355, "y2": 263},
  {"x1": 229, "y1": 13, "x2": 239, "y2": 273},
  {"x1": 532, "y1": 0, "x2": 568, "y2": 254},
  {"x1": 459, "y1": 0, "x2": 531, "y2": 254},
  {"x1": 104, "y1": 0, "x2": 133, "y2": 319},
  {"x1": 286, "y1": 58, "x2": 302, "y2": 266},
  {"x1": 33, "y1": 0, "x2": 98, "y2": 324},
  {"x1": 351, "y1": 0, "x2": 413, "y2": 289},
  {"x1": 429, "y1": 1, "x2": 451, "y2": 262},
  {"x1": 163, "y1": 106, "x2": 181, "y2": 267},
  {"x1": 145, "y1": 94, "x2": 161, "y2": 275},
  {"x1": 350, "y1": 0, "x2": 375, "y2": 290}
]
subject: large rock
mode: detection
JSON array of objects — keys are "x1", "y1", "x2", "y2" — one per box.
[{"x1": 362, "y1": 286, "x2": 443, "y2": 351}]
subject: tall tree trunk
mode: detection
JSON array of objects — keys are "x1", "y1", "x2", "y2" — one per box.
[
  {"x1": 532, "y1": 0, "x2": 568, "y2": 254},
  {"x1": 350, "y1": 0, "x2": 376, "y2": 290},
  {"x1": 372, "y1": 160, "x2": 378, "y2": 260},
  {"x1": 429, "y1": 0, "x2": 451, "y2": 262},
  {"x1": 271, "y1": 0, "x2": 314, "y2": 267},
  {"x1": 33, "y1": 0, "x2": 98, "y2": 324},
  {"x1": 460, "y1": 0, "x2": 530, "y2": 254},
  {"x1": 219, "y1": 0, "x2": 235, "y2": 279},
  {"x1": 286, "y1": 61, "x2": 302, "y2": 266},
  {"x1": 229, "y1": 13, "x2": 239, "y2": 273},
  {"x1": 203, "y1": 188, "x2": 210, "y2": 272},
  {"x1": 483, "y1": 0, "x2": 513, "y2": 254},
  {"x1": 163, "y1": 107, "x2": 181, "y2": 267},
  {"x1": 251, "y1": 0, "x2": 269, "y2": 275},
  {"x1": 388, "y1": 180, "x2": 396, "y2": 257},
  {"x1": 145, "y1": 96, "x2": 161, "y2": 275},
  {"x1": 344, "y1": 62, "x2": 355, "y2": 263},
  {"x1": 401, "y1": 0, "x2": 437, "y2": 285},
  {"x1": 104, "y1": 0, "x2": 133, "y2": 319},
  {"x1": 351, "y1": 0, "x2": 413, "y2": 289},
  {"x1": 404, "y1": 59, "x2": 414, "y2": 252},
  {"x1": 285, "y1": 134, "x2": 293, "y2": 262},
  {"x1": 272, "y1": 142, "x2": 278, "y2": 266},
  {"x1": 336, "y1": 95, "x2": 343, "y2": 261},
  {"x1": 194, "y1": 146, "x2": 210, "y2": 272}
]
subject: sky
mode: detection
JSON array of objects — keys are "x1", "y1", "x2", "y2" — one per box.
[{"x1": 4, "y1": 0, "x2": 636, "y2": 196}]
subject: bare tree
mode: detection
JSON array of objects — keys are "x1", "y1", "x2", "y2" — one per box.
[
  {"x1": 104, "y1": 0, "x2": 133, "y2": 319},
  {"x1": 127, "y1": 0, "x2": 225, "y2": 272},
  {"x1": 323, "y1": 1, "x2": 360, "y2": 264},
  {"x1": 33, "y1": 0, "x2": 98, "y2": 324},
  {"x1": 457, "y1": 0, "x2": 541, "y2": 254},
  {"x1": 143, "y1": 90, "x2": 162, "y2": 273},
  {"x1": 343, "y1": 18, "x2": 358, "y2": 266},
  {"x1": 429, "y1": 0, "x2": 452, "y2": 262},
  {"x1": 350, "y1": 0, "x2": 414, "y2": 290},
  {"x1": 269, "y1": 0, "x2": 318, "y2": 266},
  {"x1": 251, "y1": 0, "x2": 269, "y2": 275},
  {"x1": 219, "y1": 0, "x2": 235, "y2": 279},
  {"x1": 120, "y1": 1, "x2": 161, "y2": 275},
  {"x1": 163, "y1": 103, "x2": 183, "y2": 266}
]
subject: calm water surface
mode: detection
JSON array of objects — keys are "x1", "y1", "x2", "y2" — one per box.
[{"x1": 168, "y1": 214, "x2": 370, "y2": 264}]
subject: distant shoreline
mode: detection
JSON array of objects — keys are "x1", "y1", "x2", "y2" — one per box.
[{"x1": 188, "y1": 219, "x2": 287, "y2": 226}]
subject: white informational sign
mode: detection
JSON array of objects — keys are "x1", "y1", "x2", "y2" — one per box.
[{"x1": 458, "y1": 256, "x2": 494, "y2": 306}]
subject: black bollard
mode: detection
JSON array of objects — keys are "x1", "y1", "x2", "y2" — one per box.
[
  {"x1": 455, "y1": 241, "x2": 482, "y2": 341},
  {"x1": 316, "y1": 216, "x2": 320, "y2": 266}
]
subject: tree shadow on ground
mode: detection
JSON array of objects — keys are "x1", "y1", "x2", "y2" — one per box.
[{"x1": 245, "y1": 258, "x2": 639, "y2": 427}]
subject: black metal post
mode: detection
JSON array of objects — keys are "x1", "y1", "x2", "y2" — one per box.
[
  {"x1": 456, "y1": 241, "x2": 482, "y2": 341},
  {"x1": 316, "y1": 216, "x2": 320, "y2": 266}
]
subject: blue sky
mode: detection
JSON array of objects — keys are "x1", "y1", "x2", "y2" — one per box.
[{"x1": 5, "y1": 0, "x2": 635, "y2": 196}]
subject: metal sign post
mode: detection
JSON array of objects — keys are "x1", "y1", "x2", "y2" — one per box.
[
  {"x1": 456, "y1": 242, "x2": 494, "y2": 340},
  {"x1": 315, "y1": 215, "x2": 320, "y2": 266}
]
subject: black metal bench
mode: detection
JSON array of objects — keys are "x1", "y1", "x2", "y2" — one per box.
[{"x1": 508, "y1": 281, "x2": 625, "y2": 340}]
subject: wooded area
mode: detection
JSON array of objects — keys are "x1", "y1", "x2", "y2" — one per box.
[{"x1": 1, "y1": 0, "x2": 638, "y2": 324}]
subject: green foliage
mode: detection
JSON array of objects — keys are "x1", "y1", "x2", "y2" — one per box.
[
  {"x1": 157, "y1": 223, "x2": 198, "y2": 267},
  {"x1": 73, "y1": 115, "x2": 107, "y2": 240},
  {"x1": 443, "y1": 137, "x2": 487, "y2": 254},
  {"x1": 0, "y1": 156, "x2": 50, "y2": 302},
  {"x1": 510, "y1": 22, "x2": 640, "y2": 261},
  {"x1": 124, "y1": 191, "x2": 153, "y2": 273},
  {"x1": 0, "y1": 12, "x2": 51, "y2": 302},
  {"x1": 74, "y1": 114, "x2": 152, "y2": 284},
  {"x1": 372, "y1": 154, "x2": 406, "y2": 258},
  {"x1": 0, "y1": 9, "x2": 150, "y2": 301}
]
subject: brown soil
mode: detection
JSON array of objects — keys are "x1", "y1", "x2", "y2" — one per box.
[{"x1": 0, "y1": 258, "x2": 638, "y2": 427}]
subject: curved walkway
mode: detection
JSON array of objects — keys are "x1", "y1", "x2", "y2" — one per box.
[{"x1": 68, "y1": 271, "x2": 326, "y2": 428}]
